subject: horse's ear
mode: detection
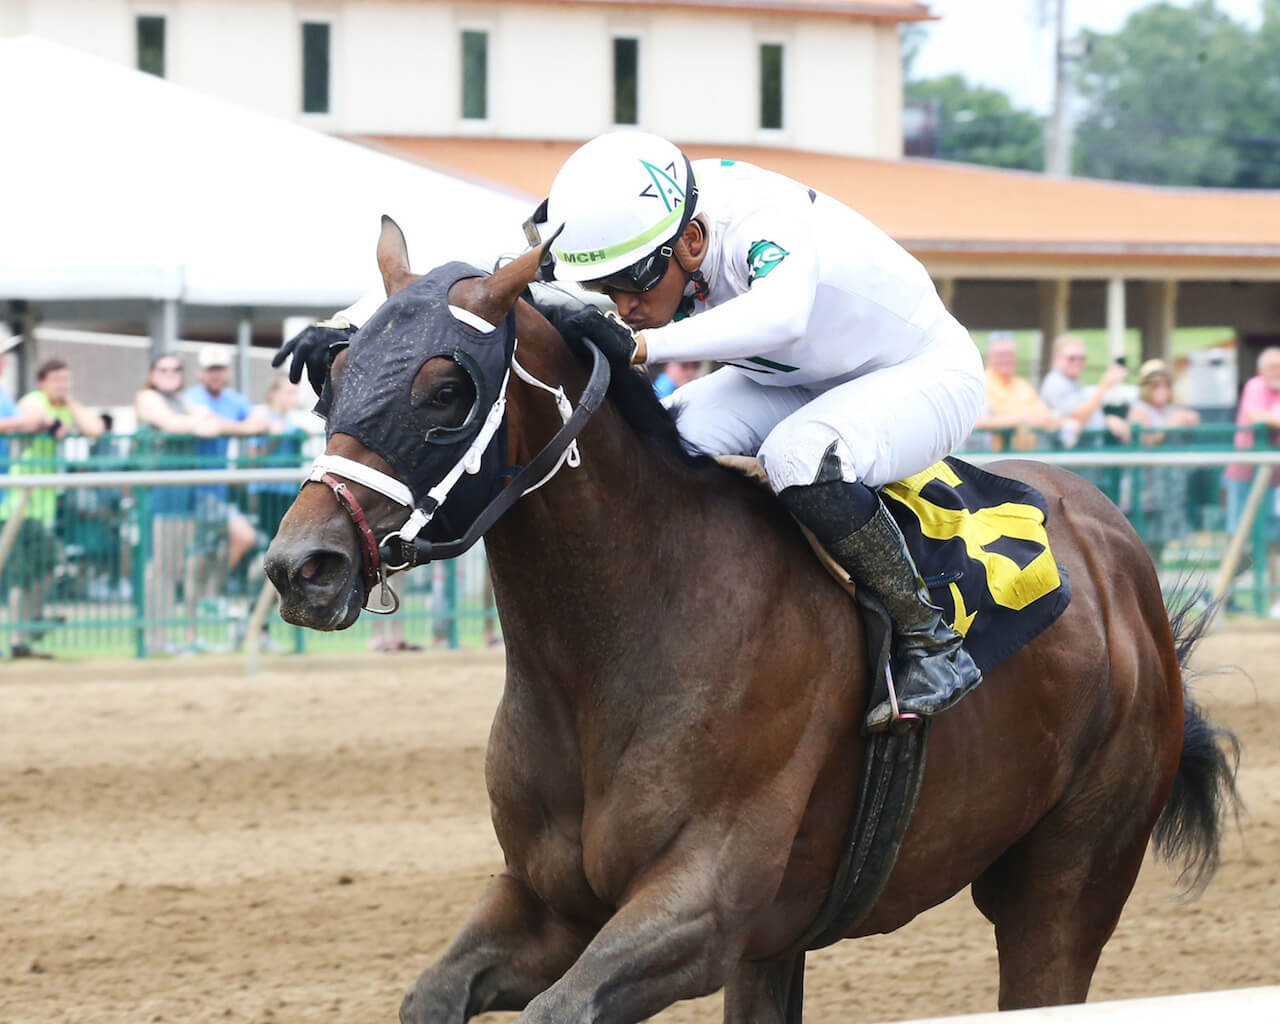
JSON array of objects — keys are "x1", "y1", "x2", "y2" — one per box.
[
  {"x1": 377, "y1": 215, "x2": 421, "y2": 297},
  {"x1": 467, "y1": 229, "x2": 560, "y2": 324}
]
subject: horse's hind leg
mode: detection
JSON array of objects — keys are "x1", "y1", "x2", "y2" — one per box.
[
  {"x1": 971, "y1": 801, "x2": 1156, "y2": 1010},
  {"x1": 723, "y1": 954, "x2": 805, "y2": 1024}
]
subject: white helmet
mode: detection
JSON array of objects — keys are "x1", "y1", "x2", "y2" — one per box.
[{"x1": 544, "y1": 131, "x2": 698, "y2": 288}]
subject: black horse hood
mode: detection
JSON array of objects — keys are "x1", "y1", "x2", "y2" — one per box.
[{"x1": 327, "y1": 261, "x2": 516, "y2": 539}]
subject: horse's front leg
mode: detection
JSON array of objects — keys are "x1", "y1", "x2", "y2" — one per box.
[
  {"x1": 512, "y1": 862, "x2": 761, "y2": 1024},
  {"x1": 399, "y1": 873, "x2": 590, "y2": 1023}
]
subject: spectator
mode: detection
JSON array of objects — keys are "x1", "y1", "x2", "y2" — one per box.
[
  {"x1": 1039, "y1": 334, "x2": 1132, "y2": 446},
  {"x1": 0, "y1": 344, "x2": 49, "y2": 503},
  {"x1": 134, "y1": 354, "x2": 222, "y2": 653},
  {"x1": 1224, "y1": 346, "x2": 1280, "y2": 570},
  {"x1": 183, "y1": 346, "x2": 268, "y2": 628},
  {"x1": 1, "y1": 358, "x2": 103, "y2": 658},
  {"x1": 248, "y1": 375, "x2": 311, "y2": 545},
  {"x1": 653, "y1": 360, "x2": 704, "y2": 398},
  {"x1": 1128, "y1": 359, "x2": 1201, "y2": 441},
  {"x1": 1125, "y1": 359, "x2": 1201, "y2": 569},
  {"x1": 973, "y1": 334, "x2": 1059, "y2": 450}
]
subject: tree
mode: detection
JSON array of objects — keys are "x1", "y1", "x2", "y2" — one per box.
[
  {"x1": 1073, "y1": 1, "x2": 1280, "y2": 188},
  {"x1": 905, "y1": 74, "x2": 1045, "y2": 171}
]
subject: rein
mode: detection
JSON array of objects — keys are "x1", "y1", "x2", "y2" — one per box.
[{"x1": 306, "y1": 324, "x2": 611, "y2": 612}]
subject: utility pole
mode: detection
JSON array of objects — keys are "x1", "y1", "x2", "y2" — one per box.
[{"x1": 1046, "y1": 0, "x2": 1073, "y2": 177}]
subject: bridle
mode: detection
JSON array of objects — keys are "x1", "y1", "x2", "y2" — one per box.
[{"x1": 304, "y1": 305, "x2": 611, "y2": 613}]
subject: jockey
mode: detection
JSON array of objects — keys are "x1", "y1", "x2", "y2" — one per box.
[{"x1": 536, "y1": 131, "x2": 985, "y2": 732}]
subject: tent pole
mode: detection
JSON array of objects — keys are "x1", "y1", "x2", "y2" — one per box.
[
  {"x1": 149, "y1": 299, "x2": 181, "y2": 361},
  {"x1": 236, "y1": 310, "x2": 253, "y2": 396}
]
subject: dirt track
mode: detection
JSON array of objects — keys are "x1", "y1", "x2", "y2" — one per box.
[{"x1": 2, "y1": 630, "x2": 1277, "y2": 1023}]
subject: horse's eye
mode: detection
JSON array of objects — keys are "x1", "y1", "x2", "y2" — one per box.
[{"x1": 432, "y1": 383, "x2": 460, "y2": 407}]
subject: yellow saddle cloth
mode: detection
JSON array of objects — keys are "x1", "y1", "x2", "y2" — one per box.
[{"x1": 880, "y1": 457, "x2": 1070, "y2": 672}]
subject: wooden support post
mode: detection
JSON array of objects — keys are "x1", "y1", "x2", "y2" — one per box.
[
  {"x1": 1037, "y1": 278, "x2": 1071, "y2": 380},
  {"x1": 935, "y1": 277, "x2": 956, "y2": 312},
  {"x1": 1141, "y1": 280, "x2": 1177, "y2": 365},
  {"x1": 1106, "y1": 276, "x2": 1127, "y2": 363}
]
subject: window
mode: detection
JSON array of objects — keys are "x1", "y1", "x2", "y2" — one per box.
[
  {"x1": 461, "y1": 30, "x2": 488, "y2": 120},
  {"x1": 759, "y1": 43, "x2": 784, "y2": 131},
  {"x1": 136, "y1": 15, "x2": 165, "y2": 78},
  {"x1": 302, "y1": 22, "x2": 330, "y2": 114},
  {"x1": 613, "y1": 37, "x2": 638, "y2": 126}
]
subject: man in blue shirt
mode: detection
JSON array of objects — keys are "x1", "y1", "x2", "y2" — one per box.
[
  {"x1": 183, "y1": 346, "x2": 268, "y2": 616},
  {"x1": 651, "y1": 359, "x2": 705, "y2": 399}
]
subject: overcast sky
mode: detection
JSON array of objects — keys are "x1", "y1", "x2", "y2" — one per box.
[{"x1": 912, "y1": 0, "x2": 1263, "y2": 113}]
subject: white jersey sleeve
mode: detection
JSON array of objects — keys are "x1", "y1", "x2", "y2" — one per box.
[{"x1": 642, "y1": 206, "x2": 819, "y2": 364}]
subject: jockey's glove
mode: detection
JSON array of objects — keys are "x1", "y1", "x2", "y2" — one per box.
[
  {"x1": 272, "y1": 316, "x2": 358, "y2": 419},
  {"x1": 550, "y1": 305, "x2": 643, "y2": 370}
]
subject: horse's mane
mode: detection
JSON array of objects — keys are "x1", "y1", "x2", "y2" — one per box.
[
  {"x1": 602, "y1": 361, "x2": 715, "y2": 469},
  {"x1": 547, "y1": 315, "x2": 715, "y2": 471}
]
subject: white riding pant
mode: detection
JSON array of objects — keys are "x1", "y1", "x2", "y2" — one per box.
[{"x1": 666, "y1": 326, "x2": 985, "y2": 491}]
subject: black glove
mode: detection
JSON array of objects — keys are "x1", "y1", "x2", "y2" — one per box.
[
  {"x1": 273, "y1": 319, "x2": 357, "y2": 395},
  {"x1": 272, "y1": 319, "x2": 357, "y2": 419},
  {"x1": 549, "y1": 305, "x2": 639, "y2": 370}
]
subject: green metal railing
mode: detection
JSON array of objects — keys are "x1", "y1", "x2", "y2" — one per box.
[
  {"x1": 0, "y1": 423, "x2": 1275, "y2": 659},
  {"x1": 0, "y1": 431, "x2": 498, "y2": 659}
]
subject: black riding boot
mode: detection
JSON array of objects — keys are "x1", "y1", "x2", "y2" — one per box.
[{"x1": 780, "y1": 471, "x2": 983, "y2": 732}]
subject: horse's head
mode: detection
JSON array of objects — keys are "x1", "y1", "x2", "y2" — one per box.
[{"x1": 265, "y1": 217, "x2": 553, "y2": 630}]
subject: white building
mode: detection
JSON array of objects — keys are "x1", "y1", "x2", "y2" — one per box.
[{"x1": 0, "y1": 0, "x2": 928, "y2": 158}]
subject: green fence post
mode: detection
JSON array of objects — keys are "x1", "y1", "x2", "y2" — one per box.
[
  {"x1": 134, "y1": 485, "x2": 152, "y2": 658},
  {"x1": 1253, "y1": 474, "x2": 1269, "y2": 618},
  {"x1": 445, "y1": 559, "x2": 459, "y2": 649},
  {"x1": 1129, "y1": 464, "x2": 1145, "y2": 547}
]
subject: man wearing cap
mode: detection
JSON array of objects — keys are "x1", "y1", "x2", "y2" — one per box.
[{"x1": 184, "y1": 346, "x2": 268, "y2": 622}]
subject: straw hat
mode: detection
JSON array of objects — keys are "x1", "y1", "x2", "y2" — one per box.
[{"x1": 1138, "y1": 358, "x2": 1171, "y2": 384}]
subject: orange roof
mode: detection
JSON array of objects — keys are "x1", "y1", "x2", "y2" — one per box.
[
  {"x1": 356, "y1": 136, "x2": 1280, "y2": 264},
  {"x1": 476, "y1": 0, "x2": 932, "y2": 21}
]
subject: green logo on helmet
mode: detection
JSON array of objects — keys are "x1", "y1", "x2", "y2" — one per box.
[
  {"x1": 639, "y1": 160, "x2": 685, "y2": 213},
  {"x1": 559, "y1": 249, "x2": 607, "y2": 265},
  {"x1": 747, "y1": 240, "x2": 789, "y2": 282}
]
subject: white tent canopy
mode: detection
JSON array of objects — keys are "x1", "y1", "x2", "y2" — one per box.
[{"x1": 0, "y1": 36, "x2": 531, "y2": 312}]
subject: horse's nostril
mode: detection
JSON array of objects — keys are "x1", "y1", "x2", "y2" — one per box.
[{"x1": 292, "y1": 549, "x2": 351, "y2": 592}]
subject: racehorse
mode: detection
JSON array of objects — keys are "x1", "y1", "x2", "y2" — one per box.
[{"x1": 264, "y1": 221, "x2": 1240, "y2": 1024}]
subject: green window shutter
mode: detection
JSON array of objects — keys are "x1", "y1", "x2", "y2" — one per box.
[
  {"x1": 302, "y1": 22, "x2": 331, "y2": 114},
  {"x1": 461, "y1": 30, "x2": 488, "y2": 120},
  {"x1": 760, "y1": 43, "x2": 783, "y2": 130},
  {"x1": 613, "y1": 37, "x2": 638, "y2": 125},
  {"x1": 136, "y1": 16, "x2": 165, "y2": 78}
]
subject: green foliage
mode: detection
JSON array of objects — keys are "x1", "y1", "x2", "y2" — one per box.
[
  {"x1": 1074, "y1": 1, "x2": 1280, "y2": 187},
  {"x1": 906, "y1": 73, "x2": 1045, "y2": 171}
]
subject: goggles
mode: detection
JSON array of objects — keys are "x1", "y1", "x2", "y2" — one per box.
[{"x1": 579, "y1": 243, "x2": 674, "y2": 294}]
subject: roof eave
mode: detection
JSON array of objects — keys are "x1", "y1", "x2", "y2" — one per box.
[
  {"x1": 516, "y1": 1, "x2": 936, "y2": 23},
  {"x1": 902, "y1": 240, "x2": 1280, "y2": 260}
]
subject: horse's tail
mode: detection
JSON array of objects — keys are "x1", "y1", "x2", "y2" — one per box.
[{"x1": 1151, "y1": 595, "x2": 1242, "y2": 894}]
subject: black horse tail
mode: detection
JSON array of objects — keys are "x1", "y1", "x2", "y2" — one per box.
[{"x1": 1151, "y1": 597, "x2": 1242, "y2": 894}]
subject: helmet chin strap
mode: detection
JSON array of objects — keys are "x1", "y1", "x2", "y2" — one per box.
[{"x1": 674, "y1": 220, "x2": 710, "y2": 301}]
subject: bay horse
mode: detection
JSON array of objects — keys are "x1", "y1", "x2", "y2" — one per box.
[{"x1": 264, "y1": 222, "x2": 1239, "y2": 1024}]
